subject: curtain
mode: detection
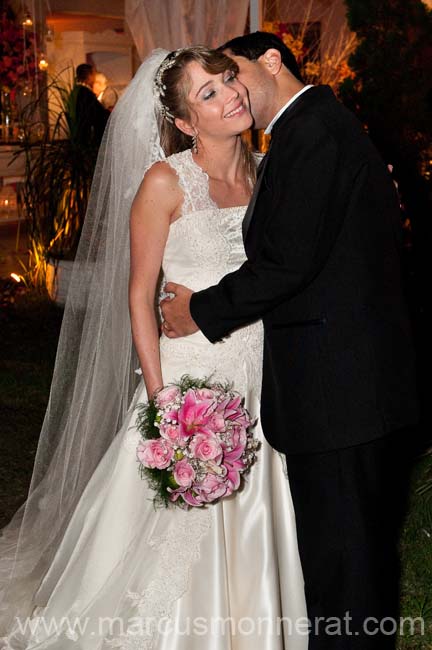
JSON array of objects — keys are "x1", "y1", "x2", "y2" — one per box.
[{"x1": 125, "y1": 0, "x2": 250, "y2": 61}]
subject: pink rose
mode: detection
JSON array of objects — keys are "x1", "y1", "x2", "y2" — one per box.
[
  {"x1": 224, "y1": 424, "x2": 247, "y2": 452},
  {"x1": 198, "y1": 474, "x2": 230, "y2": 502},
  {"x1": 156, "y1": 385, "x2": 181, "y2": 408},
  {"x1": 173, "y1": 458, "x2": 195, "y2": 487},
  {"x1": 208, "y1": 411, "x2": 226, "y2": 433},
  {"x1": 159, "y1": 423, "x2": 185, "y2": 446},
  {"x1": 137, "y1": 439, "x2": 173, "y2": 469},
  {"x1": 189, "y1": 433, "x2": 222, "y2": 462}
]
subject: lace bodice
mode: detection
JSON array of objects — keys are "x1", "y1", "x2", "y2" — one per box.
[
  {"x1": 159, "y1": 149, "x2": 264, "y2": 392},
  {"x1": 166, "y1": 148, "x2": 221, "y2": 216}
]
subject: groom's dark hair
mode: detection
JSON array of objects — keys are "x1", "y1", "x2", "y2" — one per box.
[{"x1": 219, "y1": 31, "x2": 304, "y2": 83}]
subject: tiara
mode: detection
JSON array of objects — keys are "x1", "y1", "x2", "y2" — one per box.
[{"x1": 153, "y1": 49, "x2": 186, "y2": 123}]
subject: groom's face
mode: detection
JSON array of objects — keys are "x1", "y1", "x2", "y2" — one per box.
[{"x1": 223, "y1": 51, "x2": 274, "y2": 130}]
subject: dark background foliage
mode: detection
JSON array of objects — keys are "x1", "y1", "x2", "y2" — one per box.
[{"x1": 341, "y1": 0, "x2": 432, "y2": 441}]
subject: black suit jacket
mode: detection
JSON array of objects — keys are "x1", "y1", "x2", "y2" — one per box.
[
  {"x1": 75, "y1": 85, "x2": 110, "y2": 147},
  {"x1": 190, "y1": 86, "x2": 419, "y2": 454}
]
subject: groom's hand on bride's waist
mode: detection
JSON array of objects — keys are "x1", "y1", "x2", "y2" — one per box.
[{"x1": 160, "y1": 282, "x2": 199, "y2": 338}]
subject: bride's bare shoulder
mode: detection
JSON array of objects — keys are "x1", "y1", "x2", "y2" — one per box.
[
  {"x1": 142, "y1": 160, "x2": 179, "y2": 190},
  {"x1": 133, "y1": 160, "x2": 182, "y2": 210}
]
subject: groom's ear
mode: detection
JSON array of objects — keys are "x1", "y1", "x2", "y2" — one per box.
[
  {"x1": 259, "y1": 48, "x2": 283, "y2": 76},
  {"x1": 174, "y1": 117, "x2": 195, "y2": 138}
]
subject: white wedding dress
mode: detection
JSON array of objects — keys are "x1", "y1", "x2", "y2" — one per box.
[{"x1": 2, "y1": 149, "x2": 307, "y2": 650}]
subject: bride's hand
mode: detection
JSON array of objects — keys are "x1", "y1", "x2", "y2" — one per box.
[{"x1": 160, "y1": 282, "x2": 199, "y2": 338}]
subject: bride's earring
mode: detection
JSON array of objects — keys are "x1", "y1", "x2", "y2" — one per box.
[{"x1": 192, "y1": 132, "x2": 198, "y2": 154}]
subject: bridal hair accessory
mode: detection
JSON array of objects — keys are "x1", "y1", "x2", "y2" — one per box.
[
  {"x1": 153, "y1": 48, "x2": 186, "y2": 122},
  {"x1": 135, "y1": 375, "x2": 260, "y2": 509}
]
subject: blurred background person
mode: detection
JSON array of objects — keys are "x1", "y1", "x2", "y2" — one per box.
[
  {"x1": 75, "y1": 63, "x2": 110, "y2": 147},
  {"x1": 93, "y1": 72, "x2": 119, "y2": 112}
]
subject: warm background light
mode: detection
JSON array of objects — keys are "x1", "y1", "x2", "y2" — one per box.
[
  {"x1": 22, "y1": 13, "x2": 33, "y2": 27},
  {"x1": 39, "y1": 56, "x2": 49, "y2": 71}
]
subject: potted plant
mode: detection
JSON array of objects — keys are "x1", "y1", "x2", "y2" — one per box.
[{"x1": 16, "y1": 68, "x2": 100, "y2": 303}]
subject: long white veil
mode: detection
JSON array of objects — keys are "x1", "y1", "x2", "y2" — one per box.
[{"x1": 0, "y1": 48, "x2": 169, "y2": 635}]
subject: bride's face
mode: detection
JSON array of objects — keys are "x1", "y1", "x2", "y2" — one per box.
[{"x1": 179, "y1": 61, "x2": 253, "y2": 140}]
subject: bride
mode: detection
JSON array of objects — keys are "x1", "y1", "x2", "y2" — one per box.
[{"x1": 0, "y1": 47, "x2": 306, "y2": 649}]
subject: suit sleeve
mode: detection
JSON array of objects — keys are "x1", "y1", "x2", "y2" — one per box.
[
  {"x1": 90, "y1": 96, "x2": 110, "y2": 143},
  {"x1": 190, "y1": 115, "x2": 344, "y2": 342}
]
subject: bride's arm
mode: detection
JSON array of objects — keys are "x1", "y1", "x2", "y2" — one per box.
[{"x1": 129, "y1": 162, "x2": 183, "y2": 398}]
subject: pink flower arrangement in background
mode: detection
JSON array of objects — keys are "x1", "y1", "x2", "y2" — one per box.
[
  {"x1": 0, "y1": 9, "x2": 42, "y2": 99},
  {"x1": 136, "y1": 376, "x2": 259, "y2": 508}
]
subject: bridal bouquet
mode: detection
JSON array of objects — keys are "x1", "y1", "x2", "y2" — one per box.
[{"x1": 135, "y1": 375, "x2": 259, "y2": 508}]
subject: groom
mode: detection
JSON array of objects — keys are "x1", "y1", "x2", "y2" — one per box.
[{"x1": 161, "y1": 32, "x2": 419, "y2": 648}]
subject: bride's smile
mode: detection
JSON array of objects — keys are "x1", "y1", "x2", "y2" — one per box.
[{"x1": 180, "y1": 61, "x2": 253, "y2": 139}]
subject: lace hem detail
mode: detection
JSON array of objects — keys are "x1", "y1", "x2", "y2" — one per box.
[{"x1": 103, "y1": 509, "x2": 212, "y2": 649}]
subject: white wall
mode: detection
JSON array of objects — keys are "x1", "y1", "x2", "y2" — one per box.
[{"x1": 46, "y1": 28, "x2": 133, "y2": 89}]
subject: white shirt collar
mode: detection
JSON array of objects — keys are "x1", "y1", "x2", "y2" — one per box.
[{"x1": 264, "y1": 85, "x2": 314, "y2": 134}]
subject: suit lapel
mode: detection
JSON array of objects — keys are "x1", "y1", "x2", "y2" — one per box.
[
  {"x1": 242, "y1": 145, "x2": 272, "y2": 242},
  {"x1": 242, "y1": 86, "x2": 333, "y2": 244}
]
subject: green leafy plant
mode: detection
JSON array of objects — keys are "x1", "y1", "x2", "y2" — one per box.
[
  {"x1": 417, "y1": 451, "x2": 432, "y2": 499},
  {"x1": 15, "y1": 68, "x2": 99, "y2": 288}
]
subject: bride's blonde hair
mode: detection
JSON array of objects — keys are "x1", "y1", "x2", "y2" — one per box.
[{"x1": 158, "y1": 46, "x2": 256, "y2": 186}]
